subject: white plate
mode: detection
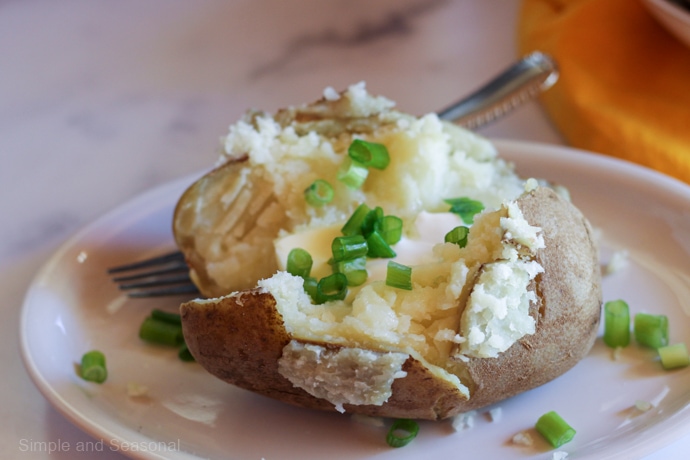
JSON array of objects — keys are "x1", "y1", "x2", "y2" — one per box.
[{"x1": 20, "y1": 140, "x2": 690, "y2": 460}]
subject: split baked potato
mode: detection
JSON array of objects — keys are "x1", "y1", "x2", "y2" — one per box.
[{"x1": 174, "y1": 83, "x2": 602, "y2": 420}]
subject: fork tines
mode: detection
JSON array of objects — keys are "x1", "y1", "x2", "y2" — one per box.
[{"x1": 108, "y1": 250, "x2": 200, "y2": 298}]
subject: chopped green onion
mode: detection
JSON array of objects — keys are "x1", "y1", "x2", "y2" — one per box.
[
  {"x1": 341, "y1": 203, "x2": 371, "y2": 236},
  {"x1": 386, "y1": 419, "x2": 419, "y2": 448},
  {"x1": 178, "y1": 344, "x2": 196, "y2": 362},
  {"x1": 331, "y1": 235, "x2": 368, "y2": 262},
  {"x1": 151, "y1": 308, "x2": 182, "y2": 326},
  {"x1": 303, "y1": 276, "x2": 318, "y2": 302},
  {"x1": 348, "y1": 139, "x2": 390, "y2": 170},
  {"x1": 380, "y1": 215, "x2": 403, "y2": 245},
  {"x1": 366, "y1": 230, "x2": 397, "y2": 258},
  {"x1": 444, "y1": 226, "x2": 470, "y2": 247},
  {"x1": 337, "y1": 157, "x2": 369, "y2": 189},
  {"x1": 287, "y1": 248, "x2": 313, "y2": 279},
  {"x1": 80, "y1": 350, "x2": 108, "y2": 384},
  {"x1": 315, "y1": 273, "x2": 348, "y2": 303},
  {"x1": 333, "y1": 256, "x2": 368, "y2": 286},
  {"x1": 634, "y1": 313, "x2": 669, "y2": 349},
  {"x1": 361, "y1": 206, "x2": 384, "y2": 237},
  {"x1": 304, "y1": 179, "x2": 334, "y2": 207},
  {"x1": 535, "y1": 411, "x2": 576, "y2": 448},
  {"x1": 386, "y1": 261, "x2": 412, "y2": 290},
  {"x1": 139, "y1": 316, "x2": 184, "y2": 346},
  {"x1": 658, "y1": 343, "x2": 690, "y2": 370},
  {"x1": 603, "y1": 299, "x2": 630, "y2": 348},
  {"x1": 444, "y1": 197, "x2": 485, "y2": 224}
]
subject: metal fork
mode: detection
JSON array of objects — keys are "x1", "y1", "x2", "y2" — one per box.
[{"x1": 108, "y1": 51, "x2": 558, "y2": 298}]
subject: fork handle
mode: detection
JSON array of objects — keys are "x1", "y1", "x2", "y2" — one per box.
[{"x1": 437, "y1": 51, "x2": 559, "y2": 130}]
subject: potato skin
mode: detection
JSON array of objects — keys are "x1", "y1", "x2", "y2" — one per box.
[
  {"x1": 180, "y1": 291, "x2": 470, "y2": 420},
  {"x1": 456, "y1": 187, "x2": 602, "y2": 411},
  {"x1": 180, "y1": 187, "x2": 602, "y2": 420}
]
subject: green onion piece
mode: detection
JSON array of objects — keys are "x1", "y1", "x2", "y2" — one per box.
[
  {"x1": 315, "y1": 273, "x2": 348, "y2": 304},
  {"x1": 361, "y1": 206, "x2": 384, "y2": 238},
  {"x1": 151, "y1": 308, "x2": 182, "y2": 326},
  {"x1": 337, "y1": 157, "x2": 369, "y2": 189},
  {"x1": 80, "y1": 350, "x2": 108, "y2": 384},
  {"x1": 444, "y1": 197, "x2": 485, "y2": 224},
  {"x1": 303, "y1": 276, "x2": 318, "y2": 302},
  {"x1": 444, "y1": 226, "x2": 470, "y2": 248},
  {"x1": 366, "y1": 230, "x2": 397, "y2": 258},
  {"x1": 535, "y1": 411, "x2": 576, "y2": 448},
  {"x1": 603, "y1": 299, "x2": 631, "y2": 348},
  {"x1": 658, "y1": 343, "x2": 690, "y2": 370},
  {"x1": 304, "y1": 179, "x2": 334, "y2": 207},
  {"x1": 333, "y1": 256, "x2": 368, "y2": 286},
  {"x1": 386, "y1": 419, "x2": 419, "y2": 448},
  {"x1": 380, "y1": 215, "x2": 403, "y2": 245},
  {"x1": 386, "y1": 261, "x2": 412, "y2": 290},
  {"x1": 331, "y1": 235, "x2": 368, "y2": 262},
  {"x1": 348, "y1": 139, "x2": 390, "y2": 170},
  {"x1": 139, "y1": 316, "x2": 184, "y2": 346},
  {"x1": 178, "y1": 344, "x2": 196, "y2": 362},
  {"x1": 634, "y1": 313, "x2": 669, "y2": 349},
  {"x1": 287, "y1": 248, "x2": 313, "y2": 279},
  {"x1": 341, "y1": 203, "x2": 371, "y2": 236}
]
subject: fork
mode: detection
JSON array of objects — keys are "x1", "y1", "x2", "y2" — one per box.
[{"x1": 108, "y1": 51, "x2": 558, "y2": 298}]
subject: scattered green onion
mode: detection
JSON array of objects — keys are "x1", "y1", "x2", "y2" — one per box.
[
  {"x1": 139, "y1": 316, "x2": 184, "y2": 346},
  {"x1": 444, "y1": 197, "x2": 485, "y2": 224},
  {"x1": 151, "y1": 308, "x2": 182, "y2": 326},
  {"x1": 348, "y1": 139, "x2": 390, "y2": 170},
  {"x1": 178, "y1": 344, "x2": 196, "y2": 362},
  {"x1": 337, "y1": 157, "x2": 369, "y2": 189},
  {"x1": 332, "y1": 256, "x2": 368, "y2": 286},
  {"x1": 80, "y1": 350, "x2": 108, "y2": 384},
  {"x1": 603, "y1": 299, "x2": 630, "y2": 348},
  {"x1": 315, "y1": 273, "x2": 349, "y2": 303},
  {"x1": 535, "y1": 411, "x2": 576, "y2": 448},
  {"x1": 444, "y1": 226, "x2": 470, "y2": 248},
  {"x1": 366, "y1": 230, "x2": 397, "y2": 258},
  {"x1": 386, "y1": 419, "x2": 419, "y2": 448},
  {"x1": 386, "y1": 261, "x2": 412, "y2": 290},
  {"x1": 304, "y1": 179, "x2": 334, "y2": 207},
  {"x1": 341, "y1": 203, "x2": 372, "y2": 236},
  {"x1": 380, "y1": 215, "x2": 403, "y2": 245},
  {"x1": 634, "y1": 313, "x2": 669, "y2": 349},
  {"x1": 287, "y1": 248, "x2": 313, "y2": 279},
  {"x1": 658, "y1": 343, "x2": 690, "y2": 370},
  {"x1": 331, "y1": 235, "x2": 368, "y2": 262}
]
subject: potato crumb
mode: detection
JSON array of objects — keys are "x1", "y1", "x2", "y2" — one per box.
[
  {"x1": 451, "y1": 411, "x2": 477, "y2": 432},
  {"x1": 126, "y1": 382, "x2": 149, "y2": 398},
  {"x1": 635, "y1": 400, "x2": 653, "y2": 412},
  {"x1": 612, "y1": 346, "x2": 623, "y2": 361},
  {"x1": 511, "y1": 431, "x2": 533, "y2": 446},
  {"x1": 487, "y1": 407, "x2": 503, "y2": 423},
  {"x1": 605, "y1": 250, "x2": 629, "y2": 275},
  {"x1": 552, "y1": 452, "x2": 569, "y2": 460}
]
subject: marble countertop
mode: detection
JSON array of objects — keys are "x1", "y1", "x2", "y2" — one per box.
[{"x1": 1, "y1": 1, "x2": 686, "y2": 459}]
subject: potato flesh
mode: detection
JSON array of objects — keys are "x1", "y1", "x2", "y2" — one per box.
[
  {"x1": 258, "y1": 197, "x2": 546, "y2": 406},
  {"x1": 175, "y1": 83, "x2": 527, "y2": 297}
]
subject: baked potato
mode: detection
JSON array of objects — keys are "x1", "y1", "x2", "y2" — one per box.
[
  {"x1": 180, "y1": 186, "x2": 600, "y2": 420},
  {"x1": 174, "y1": 83, "x2": 602, "y2": 420}
]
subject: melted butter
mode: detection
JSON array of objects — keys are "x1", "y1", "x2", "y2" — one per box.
[{"x1": 274, "y1": 211, "x2": 465, "y2": 284}]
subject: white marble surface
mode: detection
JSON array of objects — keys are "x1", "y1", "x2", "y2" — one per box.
[{"x1": 1, "y1": 0, "x2": 686, "y2": 459}]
